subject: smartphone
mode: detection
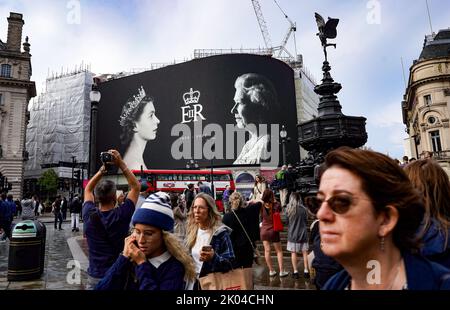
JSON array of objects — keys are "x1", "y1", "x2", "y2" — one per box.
[{"x1": 202, "y1": 245, "x2": 212, "y2": 252}]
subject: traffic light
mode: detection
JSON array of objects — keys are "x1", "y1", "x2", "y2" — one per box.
[
  {"x1": 7, "y1": 182, "x2": 12, "y2": 191},
  {"x1": 74, "y1": 170, "x2": 81, "y2": 180}
]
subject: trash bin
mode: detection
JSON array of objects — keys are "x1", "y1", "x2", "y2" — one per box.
[{"x1": 7, "y1": 220, "x2": 46, "y2": 281}]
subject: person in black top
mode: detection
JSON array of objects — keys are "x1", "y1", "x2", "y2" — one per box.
[
  {"x1": 222, "y1": 192, "x2": 261, "y2": 269},
  {"x1": 184, "y1": 184, "x2": 195, "y2": 212}
]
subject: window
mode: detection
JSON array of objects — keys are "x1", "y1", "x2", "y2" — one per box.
[
  {"x1": 430, "y1": 130, "x2": 442, "y2": 153},
  {"x1": 0, "y1": 64, "x2": 11, "y2": 78},
  {"x1": 424, "y1": 94, "x2": 432, "y2": 106},
  {"x1": 428, "y1": 116, "x2": 436, "y2": 124},
  {"x1": 0, "y1": 93, "x2": 3, "y2": 106}
]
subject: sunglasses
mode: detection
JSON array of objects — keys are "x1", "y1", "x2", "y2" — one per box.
[{"x1": 310, "y1": 195, "x2": 355, "y2": 215}]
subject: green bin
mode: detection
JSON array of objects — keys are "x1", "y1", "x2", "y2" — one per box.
[{"x1": 7, "y1": 220, "x2": 46, "y2": 281}]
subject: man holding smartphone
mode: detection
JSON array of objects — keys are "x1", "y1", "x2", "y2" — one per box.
[{"x1": 82, "y1": 149, "x2": 140, "y2": 289}]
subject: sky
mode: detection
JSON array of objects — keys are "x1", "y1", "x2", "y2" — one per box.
[{"x1": 1, "y1": 0, "x2": 449, "y2": 160}]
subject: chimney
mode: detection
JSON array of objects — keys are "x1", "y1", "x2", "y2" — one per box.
[{"x1": 6, "y1": 12, "x2": 24, "y2": 52}]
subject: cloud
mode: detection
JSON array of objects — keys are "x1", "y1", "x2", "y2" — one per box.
[
  {"x1": 1, "y1": 0, "x2": 449, "y2": 161},
  {"x1": 371, "y1": 101, "x2": 404, "y2": 128}
]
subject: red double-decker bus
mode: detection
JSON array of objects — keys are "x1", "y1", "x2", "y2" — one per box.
[{"x1": 131, "y1": 169, "x2": 235, "y2": 212}]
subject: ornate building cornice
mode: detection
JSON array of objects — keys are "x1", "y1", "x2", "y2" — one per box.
[{"x1": 0, "y1": 78, "x2": 36, "y2": 97}]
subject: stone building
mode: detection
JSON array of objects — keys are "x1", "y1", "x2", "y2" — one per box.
[
  {"x1": 0, "y1": 12, "x2": 37, "y2": 198},
  {"x1": 402, "y1": 28, "x2": 450, "y2": 173}
]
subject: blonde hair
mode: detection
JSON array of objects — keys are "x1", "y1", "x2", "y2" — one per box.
[
  {"x1": 162, "y1": 231, "x2": 196, "y2": 281},
  {"x1": 185, "y1": 193, "x2": 222, "y2": 250},
  {"x1": 286, "y1": 192, "x2": 301, "y2": 219},
  {"x1": 229, "y1": 191, "x2": 245, "y2": 210}
]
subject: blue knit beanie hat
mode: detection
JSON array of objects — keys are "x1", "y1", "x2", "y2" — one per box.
[{"x1": 131, "y1": 191, "x2": 174, "y2": 231}]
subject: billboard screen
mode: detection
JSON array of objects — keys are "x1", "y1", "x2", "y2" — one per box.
[{"x1": 96, "y1": 54, "x2": 298, "y2": 170}]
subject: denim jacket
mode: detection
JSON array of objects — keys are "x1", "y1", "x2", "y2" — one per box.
[{"x1": 199, "y1": 225, "x2": 235, "y2": 277}]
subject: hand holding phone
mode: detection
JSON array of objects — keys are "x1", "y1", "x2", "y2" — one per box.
[{"x1": 201, "y1": 245, "x2": 212, "y2": 252}]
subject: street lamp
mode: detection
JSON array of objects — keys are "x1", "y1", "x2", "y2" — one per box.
[
  {"x1": 89, "y1": 81, "x2": 101, "y2": 178},
  {"x1": 280, "y1": 125, "x2": 288, "y2": 166},
  {"x1": 70, "y1": 155, "x2": 76, "y2": 200}
]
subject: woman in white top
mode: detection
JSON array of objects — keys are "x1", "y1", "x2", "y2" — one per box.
[
  {"x1": 252, "y1": 175, "x2": 267, "y2": 201},
  {"x1": 231, "y1": 73, "x2": 280, "y2": 165},
  {"x1": 185, "y1": 193, "x2": 234, "y2": 290},
  {"x1": 119, "y1": 86, "x2": 160, "y2": 171}
]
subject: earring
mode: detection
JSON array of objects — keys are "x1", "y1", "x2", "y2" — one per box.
[{"x1": 380, "y1": 236, "x2": 385, "y2": 252}]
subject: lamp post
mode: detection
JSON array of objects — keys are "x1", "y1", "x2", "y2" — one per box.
[
  {"x1": 70, "y1": 155, "x2": 76, "y2": 200},
  {"x1": 280, "y1": 125, "x2": 288, "y2": 166},
  {"x1": 210, "y1": 158, "x2": 214, "y2": 199},
  {"x1": 89, "y1": 82, "x2": 101, "y2": 178}
]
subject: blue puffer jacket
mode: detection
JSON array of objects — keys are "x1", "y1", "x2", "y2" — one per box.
[
  {"x1": 323, "y1": 251, "x2": 450, "y2": 290},
  {"x1": 420, "y1": 219, "x2": 450, "y2": 269},
  {"x1": 199, "y1": 225, "x2": 235, "y2": 277}
]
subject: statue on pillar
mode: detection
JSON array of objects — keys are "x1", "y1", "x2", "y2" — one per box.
[{"x1": 314, "y1": 13, "x2": 339, "y2": 62}]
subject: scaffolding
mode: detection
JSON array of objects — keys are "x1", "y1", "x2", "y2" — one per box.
[{"x1": 25, "y1": 69, "x2": 93, "y2": 177}]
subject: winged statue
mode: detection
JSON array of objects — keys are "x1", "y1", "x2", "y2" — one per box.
[{"x1": 315, "y1": 12, "x2": 339, "y2": 61}]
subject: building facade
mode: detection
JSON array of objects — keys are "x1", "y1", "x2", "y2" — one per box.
[
  {"x1": 402, "y1": 29, "x2": 450, "y2": 173},
  {"x1": 0, "y1": 12, "x2": 36, "y2": 198}
]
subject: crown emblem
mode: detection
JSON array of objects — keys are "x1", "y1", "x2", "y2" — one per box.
[
  {"x1": 183, "y1": 88, "x2": 201, "y2": 105},
  {"x1": 119, "y1": 86, "x2": 147, "y2": 126}
]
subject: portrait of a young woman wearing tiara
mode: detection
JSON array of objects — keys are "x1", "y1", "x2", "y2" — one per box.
[{"x1": 119, "y1": 86, "x2": 160, "y2": 171}]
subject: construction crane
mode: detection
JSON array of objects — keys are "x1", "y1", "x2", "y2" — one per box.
[
  {"x1": 251, "y1": 0, "x2": 298, "y2": 62},
  {"x1": 251, "y1": 0, "x2": 272, "y2": 50}
]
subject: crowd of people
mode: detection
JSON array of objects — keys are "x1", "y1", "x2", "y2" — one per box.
[{"x1": 3, "y1": 147, "x2": 450, "y2": 291}]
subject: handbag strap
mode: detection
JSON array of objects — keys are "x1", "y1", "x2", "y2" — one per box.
[{"x1": 231, "y1": 209, "x2": 255, "y2": 252}]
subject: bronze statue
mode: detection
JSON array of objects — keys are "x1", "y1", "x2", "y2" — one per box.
[{"x1": 314, "y1": 12, "x2": 339, "y2": 61}]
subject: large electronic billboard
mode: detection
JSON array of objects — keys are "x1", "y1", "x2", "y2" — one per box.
[{"x1": 96, "y1": 54, "x2": 298, "y2": 170}]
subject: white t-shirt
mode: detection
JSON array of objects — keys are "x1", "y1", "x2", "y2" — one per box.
[{"x1": 192, "y1": 228, "x2": 212, "y2": 275}]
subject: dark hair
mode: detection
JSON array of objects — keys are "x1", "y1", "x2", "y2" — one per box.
[
  {"x1": 261, "y1": 188, "x2": 275, "y2": 204},
  {"x1": 1, "y1": 193, "x2": 6, "y2": 200},
  {"x1": 7, "y1": 194, "x2": 13, "y2": 200},
  {"x1": 94, "y1": 180, "x2": 117, "y2": 205},
  {"x1": 323, "y1": 147, "x2": 424, "y2": 252},
  {"x1": 169, "y1": 193, "x2": 178, "y2": 209},
  {"x1": 119, "y1": 95, "x2": 154, "y2": 146},
  {"x1": 254, "y1": 174, "x2": 264, "y2": 187},
  {"x1": 405, "y1": 159, "x2": 450, "y2": 247},
  {"x1": 261, "y1": 189, "x2": 276, "y2": 216}
]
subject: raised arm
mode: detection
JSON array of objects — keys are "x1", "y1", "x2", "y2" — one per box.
[
  {"x1": 109, "y1": 149, "x2": 140, "y2": 206},
  {"x1": 84, "y1": 165, "x2": 106, "y2": 203}
]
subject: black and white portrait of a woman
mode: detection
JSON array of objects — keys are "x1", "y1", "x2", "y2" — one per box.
[
  {"x1": 119, "y1": 86, "x2": 160, "y2": 170},
  {"x1": 231, "y1": 73, "x2": 279, "y2": 165}
]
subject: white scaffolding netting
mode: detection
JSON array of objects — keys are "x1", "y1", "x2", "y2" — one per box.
[{"x1": 25, "y1": 71, "x2": 93, "y2": 175}]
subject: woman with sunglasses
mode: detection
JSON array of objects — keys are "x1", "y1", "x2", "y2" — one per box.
[
  {"x1": 95, "y1": 192, "x2": 195, "y2": 290},
  {"x1": 315, "y1": 147, "x2": 450, "y2": 290}
]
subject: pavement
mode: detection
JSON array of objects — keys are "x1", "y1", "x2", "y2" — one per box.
[{"x1": 0, "y1": 214, "x2": 315, "y2": 290}]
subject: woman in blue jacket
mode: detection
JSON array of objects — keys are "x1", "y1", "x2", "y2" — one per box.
[
  {"x1": 95, "y1": 192, "x2": 195, "y2": 290},
  {"x1": 405, "y1": 159, "x2": 450, "y2": 269},
  {"x1": 312, "y1": 147, "x2": 450, "y2": 290}
]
